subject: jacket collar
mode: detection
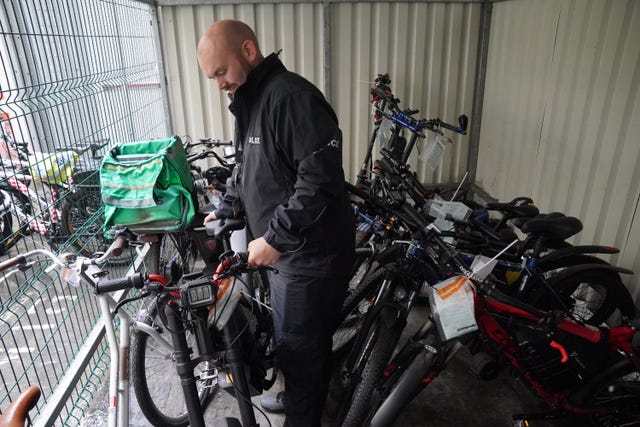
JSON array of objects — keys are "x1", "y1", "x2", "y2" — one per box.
[{"x1": 232, "y1": 52, "x2": 286, "y2": 106}]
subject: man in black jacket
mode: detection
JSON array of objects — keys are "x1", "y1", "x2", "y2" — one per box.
[{"x1": 197, "y1": 20, "x2": 355, "y2": 426}]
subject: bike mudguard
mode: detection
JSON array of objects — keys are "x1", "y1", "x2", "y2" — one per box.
[
  {"x1": 542, "y1": 259, "x2": 633, "y2": 277},
  {"x1": 538, "y1": 245, "x2": 620, "y2": 267},
  {"x1": 546, "y1": 264, "x2": 636, "y2": 318},
  {"x1": 369, "y1": 332, "x2": 443, "y2": 427}
]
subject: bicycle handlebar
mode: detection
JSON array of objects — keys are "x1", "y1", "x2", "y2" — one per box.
[
  {"x1": 0, "y1": 235, "x2": 127, "y2": 274},
  {"x1": 95, "y1": 272, "x2": 147, "y2": 294},
  {"x1": 199, "y1": 138, "x2": 233, "y2": 146},
  {"x1": 109, "y1": 236, "x2": 128, "y2": 258},
  {"x1": 217, "y1": 251, "x2": 275, "y2": 278},
  {"x1": 0, "y1": 255, "x2": 28, "y2": 273},
  {"x1": 55, "y1": 138, "x2": 111, "y2": 156}
]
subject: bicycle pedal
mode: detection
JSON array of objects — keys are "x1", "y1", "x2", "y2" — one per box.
[{"x1": 216, "y1": 371, "x2": 235, "y2": 389}]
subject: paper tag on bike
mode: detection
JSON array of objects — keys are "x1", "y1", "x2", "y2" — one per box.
[
  {"x1": 426, "y1": 200, "x2": 472, "y2": 222},
  {"x1": 419, "y1": 134, "x2": 446, "y2": 170},
  {"x1": 61, "y1": 267, "x2": 80, "y2": 287},
  {"x1": 376, "y1": 117, "x2": 393, "y2": 146},
  {"x1": 470, "y1": 255, "x2": 498, "y2": 280},
  {"x1": 428, "y1": 276, "x2": 477, "y2": 341}
]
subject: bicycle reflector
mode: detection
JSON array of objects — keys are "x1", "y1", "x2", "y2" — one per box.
[{"x1": 182, "y1": 280, "x2": 216, "y2": 308}]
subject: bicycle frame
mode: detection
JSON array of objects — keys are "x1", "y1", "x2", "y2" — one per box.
[
  {"x1": 0, "y1": 245, "x2": 176, "y2": 427},
  {"x1": 1, "y1": 171, "x2": 60, "y2": 235},
  {"x1": 475, "y1": 295, "x2": 640, "y2": 409},
  {"x1": 369, "y1": 278, "x2": 640, "y2": 426},
  {"x1": 90, "y1": 273, "x2": 173, "y2": 427}
]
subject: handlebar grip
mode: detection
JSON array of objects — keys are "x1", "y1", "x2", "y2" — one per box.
[
  {"x1": 111, "y1": 237, "x2": 127, "y2": 257},
  {"x1": 0, "y1": 255, "x2": 26, "y2": 273},
  {"x1": 439, "y1": 114, "x2": 468, "y2": 134},
  {"x1": 95, "y1": 272, "x2": 146, "y2": 294}
]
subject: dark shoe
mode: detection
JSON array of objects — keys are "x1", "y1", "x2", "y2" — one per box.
[{"x1": 260, "y1": 391, "x2": 285, "y2": 413}]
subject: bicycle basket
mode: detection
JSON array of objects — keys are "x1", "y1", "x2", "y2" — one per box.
[
  {"x1": 29, "y1": 150, "x2": 78, "y2": 184},
  {"x1": 100, "y1": 136, "x2": 196, "y2": 235}
]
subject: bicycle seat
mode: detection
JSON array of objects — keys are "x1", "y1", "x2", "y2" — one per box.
[
  {"x1": 205, "y1": 217, "x2": 245, "y2": 238},
  {"x1": 0, "y1": 386, "x2": 41, "y2": 427},
  {"x1": 484, "y1": 203, "x2": 539, "y2": 219},
  {"x1": 519, "y1": 215, "x2": 583, "y2": 240}
]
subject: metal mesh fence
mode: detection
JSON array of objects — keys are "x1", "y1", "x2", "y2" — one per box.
[{"x1": 0, "y1": 0, "x2": 167, "y2": 424}]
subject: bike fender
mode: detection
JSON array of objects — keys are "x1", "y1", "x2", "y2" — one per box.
[
  {"x1": 548, "y1": 263, "x2": 633, "y2": 278},
  {"x1": 538, "y1": 245, "x2": 619, "y2": 265},
  {"x1": 369, "y1": 333, "x2": 441, "y2": 427}
]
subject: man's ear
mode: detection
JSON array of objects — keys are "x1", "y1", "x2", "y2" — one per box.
[{"x1": 241, "y1": 40, "x2": 259, "y2": 64}]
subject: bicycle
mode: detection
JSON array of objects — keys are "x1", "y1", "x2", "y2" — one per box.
[
  {"x1": 336, "y1": 171, "x2": 633, "y2": 426},
  {"x1": 364, "y1": 223, "x2": 640, "y2": 427},
  {"x1": 0, "y1": 139, "x2": 119, "y2": 258},
  {"x1": 0, "y1": 235, "x2": 210, "y2": 427},
  {"x1": 131, "y1": 217, "x2": 277, "y2": 427}
]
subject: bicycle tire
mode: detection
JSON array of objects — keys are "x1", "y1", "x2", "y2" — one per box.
[
  {"x1": 333, "y1": 265, "x2": 387, "y2": 355},
  {"x1": 0, "y1": 211, "x2": 12, "y2": 255},
  {"x1": 340, "y1": 310, "x2": 404, "y2": 427},
  {"x1": 577, "y1": 359, "x2": 640, "y2": 426},
  {"x1": 527, "y1": 269, "x2": 633, "y2": 326},
  {"x1": 61, "y1": 186, "x2": 135, "y2": 264},
  {"x1": 131, "y1": 295, "x2": 215, "y2": 427},
  {"x1": 145, "y1": 233, "x2": 197, "y2": 280}
]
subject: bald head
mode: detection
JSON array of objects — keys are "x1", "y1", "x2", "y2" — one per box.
[
  {"x1": 197, "y1": 20, "x2": 264, "y2": 94},
  {"x1": 198, "y1": 20, "x2": 261, "y2": 57}
]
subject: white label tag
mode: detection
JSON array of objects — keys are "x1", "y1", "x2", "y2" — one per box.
[
  {"x1": 61, "y1": 267, "x2": 80, "y2": 287},
  {"x1": 420, "y1": 135, "x2": 446, "y2": 170},
  {"x1": 428, "y1": 276, "x2": 478, "y2": 340},
  {"x1": 376, "y1": 118, "x2": 393, "y2": 147},
  {"x1": 471, "y1": 255, "x2": 498, "y2": 280}
]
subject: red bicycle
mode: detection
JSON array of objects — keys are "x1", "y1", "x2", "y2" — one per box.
[{"x1": 363, "y1": 225, "x2": 640, "y2": 427}]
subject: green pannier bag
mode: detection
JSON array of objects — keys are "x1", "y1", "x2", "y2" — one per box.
[{"x1": 100, "y1": 136, "x2": 196, "y2": 235}]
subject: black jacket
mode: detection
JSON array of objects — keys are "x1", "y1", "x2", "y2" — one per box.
[{"x1": 216, "y1": 53, "x2": 354, "y2": 278}]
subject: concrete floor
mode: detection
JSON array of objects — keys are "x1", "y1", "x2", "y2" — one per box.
[
  {"x1": 82, "y1": 300, "x2": 568, "y2": 427},
  {"x1": 198, "y1": 299, "x2": 568, "y2": 427}
]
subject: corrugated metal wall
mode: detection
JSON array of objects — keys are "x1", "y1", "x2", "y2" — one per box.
[
  {"x1": 157, "y1": 1, "x2": 480, "y2": 184},
  {"x1": 157, "y1": 0, "x2": 640, "y2": 303},
  {"x1": 476, "y1": 0, "x2": 640, "y2": 302}
]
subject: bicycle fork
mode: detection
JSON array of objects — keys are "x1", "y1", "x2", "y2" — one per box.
[
  {"x1": 98, "y1": 293, "x2": 175, "y2": 427},
  {"x1": 221, "y1": 309, "x2": 259, "y2": 427},
  {"x1": 163, "y1": 303, "x2": 207, "y2": 427},
  {"x1": 98, "y1": 296, "x2": 131, "y2": 427}
]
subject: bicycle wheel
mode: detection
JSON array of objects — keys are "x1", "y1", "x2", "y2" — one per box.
[
  {"x1": 339, "y1": 308, "x2": 404, "y2": 427},
  {"x1": 527, "y1": 269, "x2": 634, "y2": 326},
  {"x1": 61, "y1": 187, "x2": 135, "y2": 264},
  {"x1": 578, "y1": 359, "x2": 640, "y2": 426},
  {"x1": 333, "y1": 265, "x2": 387, "y2": 354},
  {"x1": 131, "y1": 296, "x2": 216, "y2": 427},
  {"x1": 144, "y1": 233, "x2": 197, "y2": 280}
]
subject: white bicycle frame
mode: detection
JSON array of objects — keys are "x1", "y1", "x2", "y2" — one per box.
[
  {"x1": 88, "y1": 272, "x2": 173, "y2": 427},
  {"x1": 1, "y1": 243, "x2": 174, "y2": 427}
]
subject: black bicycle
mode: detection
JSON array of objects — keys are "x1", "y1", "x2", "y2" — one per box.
[{"x1": 131, "y1": 217, "x2": 277, "y2": 427}]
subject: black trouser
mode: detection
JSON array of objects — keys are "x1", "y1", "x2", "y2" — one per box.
[{"x1": 268, "y1": 270, "x2": 347, "y2": 427}]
